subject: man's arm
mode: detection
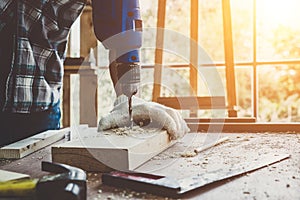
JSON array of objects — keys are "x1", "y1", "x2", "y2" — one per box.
[{"x1": 44, "y1": 0, "x2": 87, "y2": 43}]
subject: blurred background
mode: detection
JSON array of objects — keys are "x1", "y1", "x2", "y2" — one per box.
[{"x1": 65, "y1": 0, "x2": 300, "y2": 127}]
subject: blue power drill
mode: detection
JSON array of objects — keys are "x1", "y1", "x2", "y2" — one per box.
[{"x1": 92, "y1": 0, "x2": 142, "y2": 126}]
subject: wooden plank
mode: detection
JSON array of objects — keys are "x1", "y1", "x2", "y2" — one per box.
[
  {"x1": 185, "y1": 117, "x2": 256, "y2": 123},
  {"x1": 190, "y1": 0, "x2": 199, "y2": 96},
  {"x1": 0, "y1": 170, "x2": 30, "y2": 182},
  {"x1": 63, "y1": 71, "x2": 71, "y2": 127},
  {"x1": 189, "y1": 0, "x2": 199, "y2": 117},
  {"x1": 0, "y1": 128, "x2": 70, "y2": 159},
  {"x1": 80, "y1": 6, "x2": 97, "y2": 58},
  {"x1": 222, "y1": 0, "x2": 237, "y2": 117},
  {"x1": 252, "y1": 0, "x2": 258, "y2": 119},
  {"x1": 52, "y1": 128, "x2": 175, "y2": 172},
  {"x1": 157, "y1": 96, "x2": 226, "y2": 110}
]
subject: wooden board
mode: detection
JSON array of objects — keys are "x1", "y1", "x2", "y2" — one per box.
[
  {"x1": 52, "y1": 127, "x2": 175, "y2": 172},
  {"x1": 0, "y1": 170, "x2": 30, "y2": 182},
  {"x1": 0, "y1": 128, "x2": 70, "y2": 159}
]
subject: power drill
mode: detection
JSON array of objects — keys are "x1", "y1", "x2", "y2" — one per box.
[{"x1": 92, "y1": 0, "x2": 142, "y2": 127}]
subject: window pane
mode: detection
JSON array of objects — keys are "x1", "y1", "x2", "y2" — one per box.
[
  {"x1": 257, "y1": 0, "x2": 300, "y2": 60},
  {"x1": 258, "y1": 64, "x2": 300, "y2": 122},
  {"x1": 231, "y1": 0, "x2": 253, "y2": 62},
  {"x1": 199, "y1": 0, "x2": 225, "y2": 62},
  {"x1": 235, "y1": 66, "x2": 253, "y2": 117},
  {"x1": 160, "y1": 67, "x2": 191, "y2": 97},
  {"x1": 213, "y1": 66, "x2": 253, "y2": 118},
  {"x1": 140, "y1": 0, "x2": 158, "y2": 65}
]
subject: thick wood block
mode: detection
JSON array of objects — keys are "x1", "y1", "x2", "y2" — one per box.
[
  {"x1": 52, "y1": 127, "x2": 174, "y2": 172},
  {"x1": 0, "y1": 128, "x2": 70, "y2": 159}
]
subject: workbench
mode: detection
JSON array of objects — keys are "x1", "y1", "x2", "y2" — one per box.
[{"x1": 1, "y1": 132, "x2": 299, "y2": 200}]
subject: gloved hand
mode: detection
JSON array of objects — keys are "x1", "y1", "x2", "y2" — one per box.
[{"x1": 98, "y1": 95, "x2": 190, "y2": 140}]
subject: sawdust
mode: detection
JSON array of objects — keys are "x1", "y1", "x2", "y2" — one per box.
[
  {"x1": 151, "y1": 149, "x2": 198, "y2": 159},
  {"x1": 179, "y1": 151, "x2": 197, "y2": 158},
  {"x1": 110, "y1": 126, "x2": 147, "y2": 136},
  {"x1": 152, "y1": 152, "x2": 181, "y2": 160},
  {"x1": 86, "y1": 133, "x2": 300, "y2": 199}
]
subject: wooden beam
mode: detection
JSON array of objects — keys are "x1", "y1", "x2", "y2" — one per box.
[
  {"x1": 52, "y1": 128, "x2": 174, "y2": 172},
  {"x1": 63, "y1": 70, "x2": 71, "y2": 127},
  {"x1": 185, "y1": 117, "x2": 256, "y2": 123},
  {"x1": 0, "y1": 128, "x2": 70, "y2": 159},
  {"x1": 157, "y1": 96, "x2": 226, "y2": 110},
  {"x1": 80, "y1": 6, "x2": 97, "y2": 58},
  {"x1": 190, "y1": 0, "x2": 199, "y2": 96},
  {"x1": 189, "y1": 0, "x2": 199, "y2": 117},
  {"x1": 152, "y1": 0, "x2": 167, "y2": 102},
  {"x1": 252, "y1": 0, "x2": 258, "y2": 119},
  {"x1": 222, "y1": 0, "x2": 237, "y2": 117}
]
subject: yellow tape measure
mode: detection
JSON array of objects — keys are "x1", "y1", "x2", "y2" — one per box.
[{"x1": 0, "y1": 179, "x2": 38, "y2": 197}]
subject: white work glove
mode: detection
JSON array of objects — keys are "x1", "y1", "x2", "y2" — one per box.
[{"x1": 98, "y1": 95, "x2": 190, "y2": 140}]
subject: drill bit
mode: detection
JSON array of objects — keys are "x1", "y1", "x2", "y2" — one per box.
[{"x1": 128, "y1": 96, "x2": 133, "y2": 129}]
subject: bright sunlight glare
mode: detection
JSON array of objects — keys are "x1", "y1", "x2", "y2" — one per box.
[{"x1": 257, "y1": 0, "x2": 300, "y2": 28}]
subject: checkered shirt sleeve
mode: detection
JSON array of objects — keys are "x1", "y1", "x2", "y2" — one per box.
[{"x1": 0, "y1": 0, "x2": 86, "y2": 113}]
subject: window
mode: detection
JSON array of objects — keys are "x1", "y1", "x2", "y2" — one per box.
[{"x1": 94, "y1": 0, "x2": 300, "y2": 122}]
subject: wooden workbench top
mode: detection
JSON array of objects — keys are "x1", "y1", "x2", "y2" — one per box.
[{"x1": 1, "y1": 132, "x2": 300, "y2": 200}]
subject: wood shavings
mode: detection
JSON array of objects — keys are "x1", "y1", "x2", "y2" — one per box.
[
  {"x1": 152, "y1": 152, "x2": 181, "y2": 160},
  {"x1": 108, "y1": 126, "x2": 147, "y2": 136},
  {"x1": 180, "y1": 151, "x2": 197, "y2": 158}
]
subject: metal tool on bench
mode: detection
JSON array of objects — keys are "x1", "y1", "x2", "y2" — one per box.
[
  {"x1": 0, "y1": 161, "x2": 86, "y2": 200},
  {"x1": 102, "y1": 153, "x2": 290, "y2": 198}
]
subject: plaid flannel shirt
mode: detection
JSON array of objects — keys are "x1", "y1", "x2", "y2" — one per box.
[{"x1": 0, "y1": 0, "x2": 85, "y2": 113}]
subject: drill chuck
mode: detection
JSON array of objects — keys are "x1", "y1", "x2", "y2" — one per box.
[
  {"x1": 92, "y1": 0, "x2": 142, "y2": 97},
  {"x1": 116, "y1": 63, "x2": 141, "y2": 97}
]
